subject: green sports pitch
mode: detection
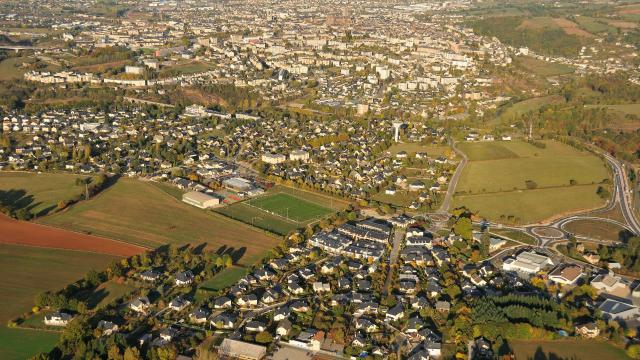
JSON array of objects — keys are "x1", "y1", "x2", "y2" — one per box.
[{"x1": 245, "y1": 192, "x2": 333, "y2": 223}]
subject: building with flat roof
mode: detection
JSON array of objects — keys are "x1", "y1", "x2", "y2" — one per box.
[
  {"x1": 182, "y1": 191, "x2": 219, "y2": 209},
  {"x1": 502, "y1": 251, "x2": 553, "y2": 274},
  {"x1": 218, "y1": 338, "x2": 267, "y2": 360},
  {"x1": 262, "y1": 152, "x2": 286, "y2": 164},
  {"x1": 222, "y1": 177, "x2": 254, "y2": 192}
]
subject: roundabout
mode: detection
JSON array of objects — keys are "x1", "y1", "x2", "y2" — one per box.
[{"x1": 530, "y1": 226, "x2": 565, "y2": 239}]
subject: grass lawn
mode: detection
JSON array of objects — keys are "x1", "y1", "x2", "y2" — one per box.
[
  {"x1": 454, "y1": 140, "x2": 610, "y2": 224},
  {"x1": 563, "y1": 219, "x2": 628, "y2": 241},
  {"x1": 0, "y1": 326, "x2": 60, "y2": 360},
  {"x1": 490, "y1": 228, "x2": 538, "y2": 245},
  {"x1": 0, "y1": 172, "x2": 93, "y2": 216},
  {"x1": 510, "y1": 339, "x2": 630, "y2": 360},
  {"x1": 84, "y1": 281, "x2": 137, "y2": 310},
  {"x1": 148, "y1": 181, "x2": 185, "y2": 201},
  {"x1": 274, "y1": 185, "x2": 349, "y2": 211},
  {"x1": 373, "y1": 191, "x2": 419, "y2": 207},
  {"x1": 0, "y1": 243, "x2": 118, "y2": 324},
  {"x1": 585, "y1": 104, "x2": 640, "y2": 131},
  {"x1": 246, "y1": 193, "x2": 334, "y2": 223},
  {"x1": 40, "y1": 178, "x2": 279, "y2": 265},
  {"x1": 199, "y1": 266, "x2": 248, "y2": 292}
]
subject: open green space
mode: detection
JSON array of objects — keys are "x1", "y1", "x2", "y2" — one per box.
[
  {"x1": 274, "y1": 185, "x2": 349, "y2": 211},
  {"x1": 246, "y1": 193, "x2": 334, "y2": 223},
  {"x1": 84, "y1": 281, "x2": 137, "y2": 310},
  {"x1": 454, "y1": 140, "x2": 610, "y2": 224},
  {"x1": 509, "y1": 339, "x2": 631, "y2": 360},
  {"x1": 497, "y1": 95, "x2": 564, "y2": 123},
  {"x1": 373, "y1": 191, "x2": 419, "y2": 208},
  {"x1": 563, "y1": 219, "x2": 628, "y2": 242},
  {"x1": 0, "y1": 57, "x2": 27, "y2": 81},
  {"x1": 0, "y1": 326, "x2": 60, "y2": 360},
  {"x1": 490, "y1": 228, "x2": 538, "y2": 245},
  {"x1": 40, "y1": 178, "x2": 279, "y2": 265},
  {"x1": 515, "y1": 57, "x2": 574, "y2": 77},
  {"x1": 573, "y1": 16, "x2": 612, "y2": 33},
  {"x1": 199, "y1": 266, "x2": 247, "y2": 292},
  {"x1": 0, "y1": 172, "x2": 94, "y2": 216},
  {"x1": 216, "y1": 202, "x2": 300, "y2": 236}
]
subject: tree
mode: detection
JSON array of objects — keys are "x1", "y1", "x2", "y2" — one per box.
[
  {"x1": 627, "y1": 344, "x2": 640, "y2": 359},
  {"x1": 123, "y1": 347, "x2": 141, "y2": 360},
  {"x1": 108, "y1": 345, "x2": 123, "y2": 360},
  {"x1": 255, "y1": 331, "x2": 273, "y2": 344},
  {"x1": 454, "y1": 217, "x2": 473, "y2": 241}
]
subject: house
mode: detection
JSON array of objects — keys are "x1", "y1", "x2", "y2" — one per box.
[
  {"x1": 598, "y1": 297, "x2": 639, "y2": 320},
  {"x1": 139, "y1": 269, "x2": 161, "y2": 282},
  {"x1": 274, "y1": 306, "x2": 291, "y2": 322},
  {"x1": 169, "y1": 296, "x2": 190, "y2": 311},
  {"x1": 97, "y1": 320, "x2": 118, "y2": 336},
  {"x1": 130, "y1": 296, "x2": 151, "y2": 313},
  {"x1": 277, "y1": 319, "x2": 292, "y2": 337},
  {"x1": 174, "y1": 270, "x2": 194, "y2": 286},
  {"x1": 386, "y1": 304, "x2": 405, "y2": 322},
  {"x1": 354, "y1": 317, "x2": 378, "y2": 333},
  {"x1": 44, "y1": 312, "x2": 73, "y2": 326},
  {"x1": 245, "y1": 320, "x2": 266, "y2": 333},
  {"x1": 548, "y1": 264, "x2": 583, "y2": 285},
  {"x1": 575, "y1": 322, "x2": 600, "y2": 338},
  {"x1": 218, "y1": 338, "x2": 267, "y2": 360},
  {"x1": 190, "y1": 308, "x2": 209, "y2": 324},
  {"x1": 313, "y1": 282, "x2": 331, "y2": 293},
  {"x1": 211, "y1": 312, "x2": 237, "y2": 329},
  {"x1": 474, "y1": 337, "x2": 493, "y2": 358},
  {"x1": 591, "y1": 274, "x2": 631, "y2": 297},
  {"x1": 435, "y1": 301, "x2": 450, "y2": 313},
  {"x1": 214, "y1": 296, "x2": 232, "y2": 309}
]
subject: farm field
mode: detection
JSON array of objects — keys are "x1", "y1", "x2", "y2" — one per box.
[
  {"x1": 40, "y1": 178, "x2": 280, "y2": 265},
  {"x1": 0, "y1": 214, "x2": 144, "y2": 256},
  {"x1": 0, "y1": 243, "x2": 118, "y2": 323},
  {"x1": 454, "y1": 140, "x2": 610, "y2": 224},
  {"x1": 0, "y1": 326, "x2": 59, "y2": 360},
  {"x1": 510, "y1": 339, "x2": 630, "y2": 360},
  {"x1": 585, "y1": 104, "x2": 640, "y2": 131},
  {"x1": 0, "y1": 171, "x2": 95, "y2": 216}
]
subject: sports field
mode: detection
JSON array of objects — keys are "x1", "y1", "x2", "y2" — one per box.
[
  {"x1": 0, "y1": 171, "x2": 95, "y2": 216},
  {"x1": 40, "y1": 178, "x2": 280, "y2": 265},
  {"x1": 510, "y1": 339, "x2": 630, "y2": 360},
  {"x1": 453, "y1": 140, "x2": 610, "y2": 224},
  {"x1": 246, "y1": 193, "x2": 333, "y2": 223},
  {"x1": 217, "y1": 192, "x2": 334, "y2": 235},
  {"x1": 0, "y1": 243, "x2": 118, "y2": 360}
]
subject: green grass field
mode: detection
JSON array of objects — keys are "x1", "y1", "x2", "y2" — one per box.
[
  {"x1": 0, "y1": 172, "x2": 94, "y2": 216},
  {"x1": 573, "y1": 16, "x2": 612, "y2": 33},
  {"x1": 510, "y1": 339, "x2": 630, "y2": 360},
  {"x1": 490, "y1": 228, "x2": 538, "y2": 245},
  {"x1": 40, "y1": 178, "x2": 280, "y2": 265},
  {"x1": 84, "y1": 281, "x2": 137, "y2": 310},
  {"x1": 0, "y1": 243, "x2": 117, "y2": 360},
  {"x1": 246, "y1": 193, "x2": 333, "y2": 223},
  {"x1": 216, "y1": 202, "x2": 300, "y2": 236},
  {"x1": 563, "y1": 219, "x2": 628, "y2": 241},
  {"x1": 454, "y1": 140, "x2": 610, "y2": 224}
]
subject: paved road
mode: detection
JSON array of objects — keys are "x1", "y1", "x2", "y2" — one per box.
[
  {"x1": 383, "y1": 227, "x2": 406, "y2": 295},
  {"x1": 439, "y1": 140, "x2": 467, "y2": 213},
  {"x1": 602, "y1": 152, "x2": 640, "y2": 235}
]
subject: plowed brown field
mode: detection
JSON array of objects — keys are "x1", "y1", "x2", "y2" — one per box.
[{"x1": 0, "y1": 214, "x2": 144, "y2": 257}]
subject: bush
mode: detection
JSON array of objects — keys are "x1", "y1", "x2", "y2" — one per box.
[{"x1": 525, "y1": 180, "x2": 538, "y2": 190}]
